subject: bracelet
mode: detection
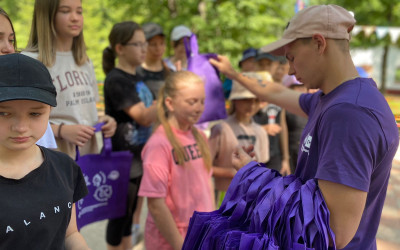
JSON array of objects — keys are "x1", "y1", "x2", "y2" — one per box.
[{"x1": 58, "y1": 123, "x2": 65, "y2": 140}]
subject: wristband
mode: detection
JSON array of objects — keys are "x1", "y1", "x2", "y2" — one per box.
[{"x1": 58, "y1": 123, "x2": 65, "y2": 140}]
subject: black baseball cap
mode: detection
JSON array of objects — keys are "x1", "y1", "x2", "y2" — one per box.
[
  {"x1": 256, "y1": 50, "x2": 276, "y2": 61},
  {"x1": 0, "y1": 53, "x2": 57, "y2": 106},
  {"x1": 142, "y1": 23, "x2": 165, "y2": 41},
  {"x1": 238, "y1": 48, "x2": 257, "y2": 67}
]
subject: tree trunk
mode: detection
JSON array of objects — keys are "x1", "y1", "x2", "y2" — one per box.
[
  {"x1": 168, "y1": 0, "x2": 177, "y2": 18},
  {"x1": 198, "y1": 1, "x2": 206, "y2": 19},
  {"x1": 380, "y1": 44, "x2": 389, "y2": 93},
  {"x1": 380, "y1": 2, "x2": 393, "y2": 93}
]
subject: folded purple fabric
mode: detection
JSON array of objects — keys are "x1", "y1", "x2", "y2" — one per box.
[{"x1": 182, "y1": 161, "x2": 335, "y2": 249}]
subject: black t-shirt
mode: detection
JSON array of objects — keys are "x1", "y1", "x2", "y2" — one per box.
[
  {"x1": 0, "y1": 147, "x2": 87, "y2": 250},
  {"x1": 136, "y1": 65, "x2": 168, "y2": 99},
  {"x1": 253, "y1": 104, "x2": 282, "y2": 158},
  {"x1": 104, "y1": 68, "x2": 154, "y2": 178},
  {"x1": 286, "y1": 111, "x2": 308, "y2": 150}
]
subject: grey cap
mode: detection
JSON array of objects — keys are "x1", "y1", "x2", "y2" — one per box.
[
  {"x1": 142, "y1": 23, "x2": 165, "y2": 41},
  {"x1": 171, "y1": 25, "x2": 192, "y2": 41}
]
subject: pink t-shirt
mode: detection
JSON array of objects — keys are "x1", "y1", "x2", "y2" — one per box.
[{"x1": 138, "y1": 125, "x2": 214, "y2": 250}]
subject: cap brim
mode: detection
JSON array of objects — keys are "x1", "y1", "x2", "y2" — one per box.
[
  {"x1": 238, "y1": 55, "x2": 256, "y2": 67},
  {"x1": 146, "y1": 33, "x2": 165, "y2": 41},
  {"x1": 0, "y1": 87, "x2": 57, "y2": 107},
  {"x1": 260, "y1": 38, "x2": 296, "y2": 56}
]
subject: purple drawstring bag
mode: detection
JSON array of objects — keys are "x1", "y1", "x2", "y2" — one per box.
[
  {"x1": 75, "y1": 123, "x2": 132, "y2": 230},
  {"x1": 184, "y1": 34, "x2": 227, "y2": 123}
]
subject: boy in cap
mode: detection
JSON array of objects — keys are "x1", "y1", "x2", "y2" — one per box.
[
  {"x1": 139, "y1": 22, "x2": 169, "y2": 97},
  {"x1": 256, "y1": 51, "x2": 276, "y2": 73},
  {"x1": 238, "y1": 48, "x2": 258, "y2": 71},
  {"x1": 0, "y1": 54, "x2": 89, "y2": 249},
  {"x1": 164, "y1": 25, "x2": 192, "y2": 71},
  {"x1": 210, "y1": 4, "x2": 399, "y2": 249}
]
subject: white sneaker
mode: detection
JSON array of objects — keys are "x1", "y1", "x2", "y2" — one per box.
[{"x1": 131, "y1": 224, "x2": 141, "y2": 246}]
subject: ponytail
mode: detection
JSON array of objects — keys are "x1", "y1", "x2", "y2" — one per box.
[
  {"x1": 191, "y1": 126, "x2": 211, "y2": 172},
  {"x1": 102, "y1": 46, "x2": 116, "y2": 75},
  {"x1": 156, "y1": 84, "x2": 187, "y2": 166}
]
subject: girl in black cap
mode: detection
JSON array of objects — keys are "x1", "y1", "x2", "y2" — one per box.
[{"x1": 0, "y1": 53, "x2": 90, "y2": 249}]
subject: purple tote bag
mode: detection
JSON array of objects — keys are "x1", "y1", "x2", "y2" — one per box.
[
  {"x1": 75, "y1": 124, "x2": 132, "y2": 230},
  {"x1": 184, "y1": 34, "x2": 227, "y2": 123}
]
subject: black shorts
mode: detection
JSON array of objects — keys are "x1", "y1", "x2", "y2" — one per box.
[{"x1": 106, "y1": 176, "x2": 142, "y2": 246}]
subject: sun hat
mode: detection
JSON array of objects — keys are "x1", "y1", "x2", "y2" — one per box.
[
  {"x1": 261, "y1": 4, "x2": 356, "y2": 55},
  {"x1": 238, "y1": 48, "x2": 257, "y2": 67},
  {"x1": 229, "y1": 72, "x2": 260, "y2": 100},
  {"x1": 142, "y1": 23, "x2": 165, "y2": 41},
  {"x1": 0, "y1": 53, "x2": 57, "y2": 106},
  {"x1": 171, "y1": 25, "x2": 192, "y2": 41}
]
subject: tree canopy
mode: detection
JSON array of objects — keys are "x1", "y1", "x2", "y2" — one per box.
[{"x1": 1, "y1": 0, "x2": 400, "y2": 83}]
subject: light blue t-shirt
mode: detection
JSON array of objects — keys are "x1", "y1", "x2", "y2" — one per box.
[{"x1": 36, "y1": 122, "x2": 57, "y2": 148}]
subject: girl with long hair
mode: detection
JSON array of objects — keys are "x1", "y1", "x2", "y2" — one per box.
[
  {"x1": 138, "y1": 71, "x2": 214, "y2": 250},
  {"x1": 23, "y1": 0, "x2": 116, "y2": 158},
  {"x1": 102, "y1": 21, "x2": 157, "y2": 250}
]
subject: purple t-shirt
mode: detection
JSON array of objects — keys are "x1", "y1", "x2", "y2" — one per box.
[{"x1": 297, "y1": 78, "x2": 399, "y2": 249}]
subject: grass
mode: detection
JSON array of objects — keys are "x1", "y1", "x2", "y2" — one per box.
[
  {"x1": 385, "y1": 94, "x2": 400, "y2": 127},
  {"x1": 386, "y1": 94, "x2": 400, "y2": 114}
]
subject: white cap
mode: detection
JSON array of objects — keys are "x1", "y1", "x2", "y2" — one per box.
[{"x1": 171, "y1": 25, "x2": 192, "y2": 41}]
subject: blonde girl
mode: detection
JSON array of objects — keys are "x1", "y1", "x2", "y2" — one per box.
[
  {"x1": 138, "y1": 71, "x2": 214, "y2": 250},
  {"x1": 23, "y1": 0, "x2": 116, "y2": 158}
]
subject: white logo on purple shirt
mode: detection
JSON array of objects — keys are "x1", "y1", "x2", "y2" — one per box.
[{"x1": 301, "y1": 133, "x2": 312, "y2": 154}]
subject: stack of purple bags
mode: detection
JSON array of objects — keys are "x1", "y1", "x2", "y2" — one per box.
[{"x1": 182, "y1": 161, "x2": 336, "y2": 250}]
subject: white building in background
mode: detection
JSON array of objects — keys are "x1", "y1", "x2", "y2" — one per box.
[
  {"x1": 351, "y1": 46, "x2": 400, "y2": 92},
  {"x1": 351, "y1": 25, "x2": 400, "y2": 92}
]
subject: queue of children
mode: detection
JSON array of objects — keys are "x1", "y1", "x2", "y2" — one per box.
[
  {"x1": 2, "y1": 2, "x2": 394, "y2": 250},
  {"x1": 0, "y1": 3, "x2": 309, "y2": 246}
]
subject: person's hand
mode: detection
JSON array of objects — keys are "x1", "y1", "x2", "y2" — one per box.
[
  {"x1": 98, "y1": 115, "x2": 117, "y2": 138},
  {"x1": 264, "y1": 123, "x2": 282, "y2": 136},
  {"x1": 280, "y1": 159, "x2": 291, "y2": 176},
  {"x1": 60, "y1": 124, "x2": 96, "y2": 147},
  {"x1": 232, "y1": 145, "x2": 255, "y2": 171},
  {"x1": 209, "y1": 55, "x2": 238, "y2": 80},
  {"x1": 174, "y1": 60, "x2": 182, "y2": 71}
]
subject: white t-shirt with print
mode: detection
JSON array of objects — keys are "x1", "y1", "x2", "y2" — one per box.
[{"x1": 23, "y1": 51, "x2": 99, "y2": 158}]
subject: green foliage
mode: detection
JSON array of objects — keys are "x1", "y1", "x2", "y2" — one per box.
[
  {"x1": 1, "y1": 0, "x2": 400, "y2": 82},
  {"x1": 311, "y1": 0, "x2": 400, "y2": 48}
]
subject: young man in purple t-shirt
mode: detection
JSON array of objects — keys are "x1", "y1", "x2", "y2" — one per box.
[{"x1": 210, "y1": 4, "x2": 399, "y2": 250}]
